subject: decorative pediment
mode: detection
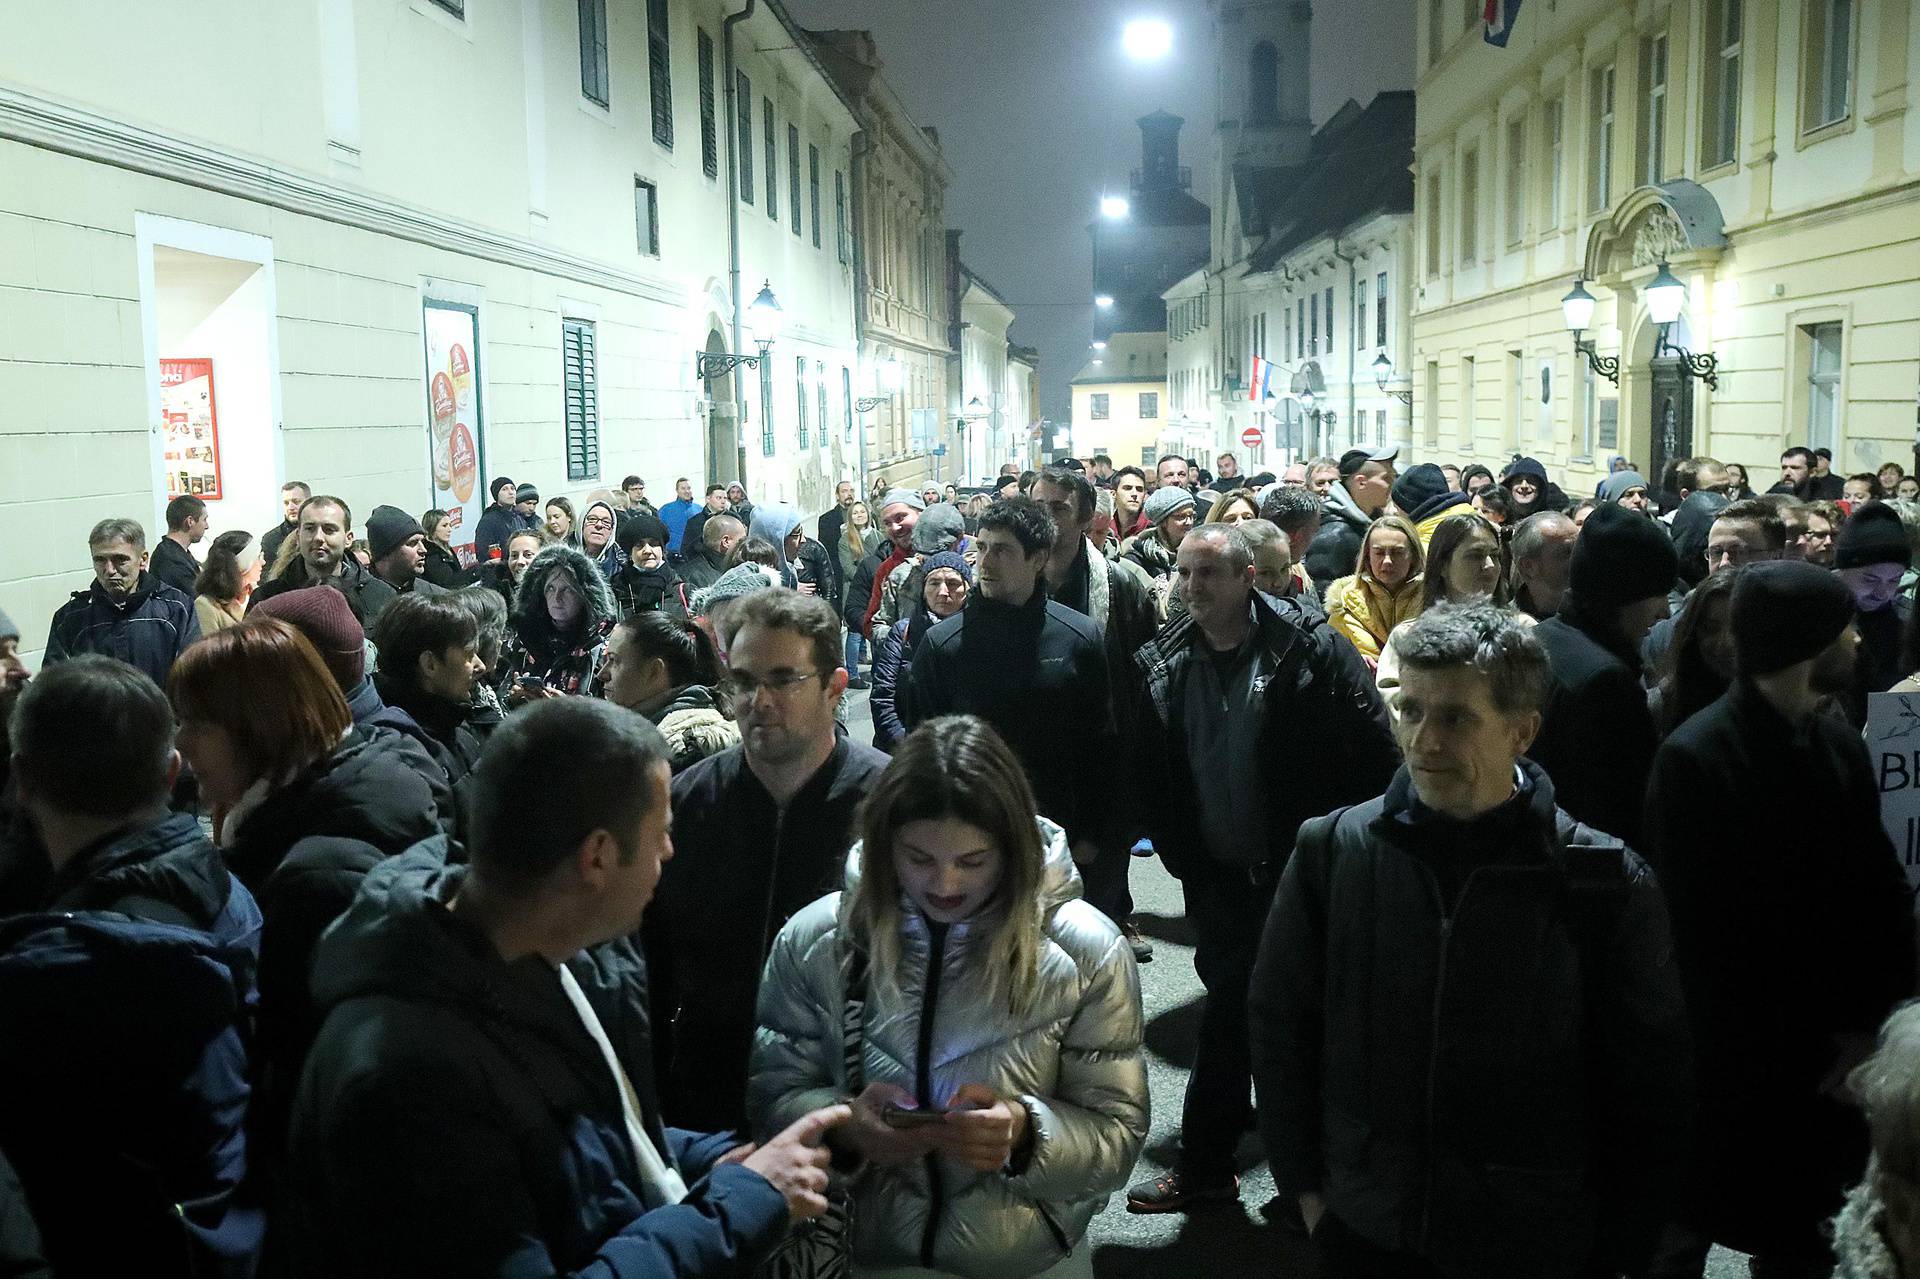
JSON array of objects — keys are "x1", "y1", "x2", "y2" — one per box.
[{"x1": 1583, "y1": 179, "x2": 1727, "y2": 281}]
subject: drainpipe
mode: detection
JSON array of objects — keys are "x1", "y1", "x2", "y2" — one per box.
[
  {"x1": 1333, "y1": 238, "x2": 1357, "y2": 450},
  {"x1": 722, "y1": 0, "x2": 756, "y2": 486},
  {"x1": 849, "y1": 131, "x2": 873, "y2": 493}
]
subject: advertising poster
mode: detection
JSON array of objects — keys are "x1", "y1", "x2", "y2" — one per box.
[
  {"x1": 1868, "y1": 691, "x2": 1920, "y2": 911},
  {"x1": 422, "y1": 300, "x2": 484, "y2": 566},
  {"x1": 160, "y1": 357, "x2": 222, "y2": 500}
]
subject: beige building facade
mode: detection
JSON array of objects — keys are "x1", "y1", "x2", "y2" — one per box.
[
  {"x1": 1, "y1": 0, "x2": 864, "y2": 660},
  {"x1": 1410, "y1": 0, "x2": 1920, "y2": 493},
  {"x1": 1069, "y1": 331, "x2": 1171, "y2": 472}
]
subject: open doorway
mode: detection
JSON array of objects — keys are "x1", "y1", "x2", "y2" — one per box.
[
  {"x1": 703, "y1": 327, "x2": 739, "y2": 488},
  {"x1": 136, "y1": 217, "x2": 284, "y2": 555}
]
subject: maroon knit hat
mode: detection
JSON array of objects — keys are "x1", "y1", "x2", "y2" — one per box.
[{"x1": 250, "y1": 586, "x2": 365, "y2": 690}]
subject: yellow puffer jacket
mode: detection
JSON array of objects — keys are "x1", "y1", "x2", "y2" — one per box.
[
  {"x1": 1414, "y1": 501, "x2": 1476, "y2": 550},
  {"x1": 1324, "y1": 573, "x2": 1425, "y2": 662}
]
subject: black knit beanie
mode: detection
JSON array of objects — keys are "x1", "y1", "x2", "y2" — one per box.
[
  {"x1": 1568, "y1": 502, "x2": 1678, "y2": 609},
  {"x1": 1391, "y1": 464, "x2": 1449, "y2": 519},
  {"x1": 1731, "y1": 559, "x2": 1857, "y2": 676},
  {"x1": 1835, "y1": 502, "x2": 1913, "y2": 570},
  {"x1": 616, "y1": 511, "x2": 671, "y2": 554}
]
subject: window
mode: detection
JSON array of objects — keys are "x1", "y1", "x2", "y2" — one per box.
[
  {"x1": 1427, "y1": 0, "x2": 1445, "y2": 66},
  {"x1": 788, "y1": 125, "x2": 803, "y2": 235},
  {"x1": 1425, "y1": 170, "x2": 1443, "y2": 277},
  {"x1": 562, "y1": 319, "x2": 600, "y2": 481},
  {"x1": 1639, "y1": 35, "x2": 1667, "y2": 183},
  {"x1": 816, "y1": 361, "x2": 828, "y2": 450},
  {"x1": 578, "y1": 0, "x2": 609, "y2": 107},
  {"x1": 1376, "y1": 271, "x2": 1388, "y2": 346},
  {"x1": 633, "y1": 178, "x2": 659, "y2": 256},
  {"x1": 1578, "y1": 358, "x2": 1596, "y2": 458},
  {"x1": 1296, "y1": 298, "x2": 1306, "y2": 357},
  {"x1": 1140, "y1": 392, "x2": 1159, "y2": 419},
  {"x1": 428, "y1": 0, "x2": 463, "y2": 16},
  {"x1": 1309, "y1": 293, "x2": 1319, "y2": 355},
  {"x1": 646, "y1": 0, "x2": 672, "y2": 147},
  {"x1": 1461, "y1": 355, "x2": 1476, "y2": 447},
  {"x1": 795, "y1": 357, "x2": 809, "y2": 448},
  {"x1": 1803, "y1": 0, "x2": 1853, "y2": 132},
  {"x1": 697, "y1": 31, "x2": 718, "y2": 178},
  {"x1": 1598, "y1": 397, "x2": 1618, "y2": 451},
  {"x1": 1283, "y1": 305, "x2": 1292, "y2": 357},
  {"x1": 763, "y1": 99, "x2": 777, "y2": 220},
  {"x1": 1805, "y1": 322, "x2": 1843, "y2": 451},
  {"x1": 1356, "y1": 289, "x2": 1367, "y2": 353},
  {"x1": 1544, "y1": 98, "x2": 1564, "y2": 228},
  {"x1": 1249, "y1": 42, "x2": 1279, "y2": 123},
  {"x1": 1588, "y1": 64, "x2": 1615, "y2": 212},
  {"x1": 835, "y1": 171, "x2": 849, "y2": 263},
  {"x1": 1702, "y1": 0, "x2": 1742, "y2": 168},
  {"x1": 1324, "y1": 286, "x2": 1335, "y2": 351},
  {"x1": 1424, "y1": 360, "x2": 1441, "y2": 447},
  {"x1": 808, "y1": 145, "x2": 822, "y2": 248},
  {"x1": 759, "y1": 361, "x2": 775, "y2": 457},
  {"x1": 1504, "y1": 116, "x2": 1527, "y2": 245},
  {"x1": 737, "y1": 72, "x2": 754, "y2": 202},
  {"x1": 1090, "y1": 394, "x2": 1110, "y2": 420},
  {"x1": 841, "y1": 366, "x2": 853, "y2": 440},
  {"x1": 1459, "y1": 143, "x2": 1480, "y2": 263}
]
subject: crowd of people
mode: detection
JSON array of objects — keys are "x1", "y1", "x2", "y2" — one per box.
[{"x1": 0, "y1": 437, "x2": 1918, "y2": 1278}]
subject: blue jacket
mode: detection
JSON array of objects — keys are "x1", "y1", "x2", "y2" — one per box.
[
  {"x1": 283, "y1": 852, "x2": 789, "y2": 1276},
  {"x1": 659, "y1": 498, "x2": 701, "y2": 554},
  {"x1": 45, "y1": 573, "x2": 200, "y2": 687},
  {"x1": 868, "y1": 616, "x2": 914, "y2": 752},
  {"x1": 0, "y1": 812, "x2": 262, "y2": 1277}
]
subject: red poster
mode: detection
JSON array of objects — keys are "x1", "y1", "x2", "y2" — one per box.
[{"x1": 159, "y1": 357, "x2": 223, "y2": 501}]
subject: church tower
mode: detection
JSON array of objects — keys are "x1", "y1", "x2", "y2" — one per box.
[{"x1": 1211, "y1": 1, "x2": 1313, "y2": 261}]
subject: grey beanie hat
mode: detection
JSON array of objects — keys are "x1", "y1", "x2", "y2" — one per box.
[
  {"x1": 0, "y1": 605, "x2": 16, "y2": 644},
  {"x1": 1144, "y1": 486, "x2": 1197, "y2": 527},
  {"x1": 879, "y1": 487, "x2": 926, "y2": 514},
  {"x1": 688, "y1": 563, "x2": 780, "y2": 615}
]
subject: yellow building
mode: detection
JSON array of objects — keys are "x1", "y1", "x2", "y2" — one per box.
[
  {"x1": 1410, "y1": 0, "x2": 1919, "y2": 492},
  {"x1": 1068, "y1": 331, "x2": 1172, "y2": 471}
]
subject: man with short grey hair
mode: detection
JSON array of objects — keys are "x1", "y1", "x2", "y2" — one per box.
[
  {"x1": 1124, "y1": 523, "x2": 1396, "y2": 1214},
  {"x1": 1510, "y1": 510, "x2": 1579, "y2": 620},
  {"x1": 1251, "y1": 601, "x2": 1690, "y2": 1277},
  {"x1": 45, "y1": 517, "x2": 200, "y2": 686}
]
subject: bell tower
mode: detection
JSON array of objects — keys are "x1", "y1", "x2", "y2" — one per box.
[{"x1": 1216, "y1": 0, "x2": 1312, "y2": 169}]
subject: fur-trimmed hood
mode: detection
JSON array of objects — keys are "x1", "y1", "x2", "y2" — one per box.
[{"x1": 513, "y1": 543, "x2": 618, "y2": 645}]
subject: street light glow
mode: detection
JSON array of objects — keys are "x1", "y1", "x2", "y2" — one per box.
[
  {"x1": 1122, "y1": 18, "x2": 1173, "y2": 62},
  {"x1": 1092, "y1": 340, "x2": 1108, "y2": 351},
  {"x1": 1100, "y1": 195, "x2": 1131, "y2": 219},
  {"x1": 1094, "y1": 294, "x2": 1115, "y2": 309}
]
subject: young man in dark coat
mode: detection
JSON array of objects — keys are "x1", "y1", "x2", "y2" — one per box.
[
  {"x1": 470, "y1": 475, "x2": 525, "y2": 565},
  {"x1": 1527, "y1": 502, "x2": 1676, "y2": 847},
  {"x1": 1125, "y1": 523, "x2": 1400, "y2": 1213},
  {"x1": 904, "y1": 498, "x2": 1119, "y2": 868},
  {"x1": 282, "y1": 698, "x2": 849, "y2": 1276},
  {"x1": 259, "y1": 480, "x2": 309, "y2": 568},
  {"x1": 148, "y1": 493, "x2": 209, "y2": 596},
  {"x1": 248, "y1": 495, "x2": 398, "y2": 625},
  {"x1": 369, "y1": 593, "x2": 490, "y2": 784},
  {"x1": 45, "y1": 517, "x2": 200, "y2": 688},
  {"x1": 1646, "y1": 561, "x2": 1915, "y2": 1276},
  {"x1": 1, "y1": 657, "x2": 262, "y2": 1276},
  {"x1": 1252, "y1": 602, "x2": 1690, "y2": 1279},
  {"x1": 644, "y1": 590, "x2": 888, "y2": 1134}
]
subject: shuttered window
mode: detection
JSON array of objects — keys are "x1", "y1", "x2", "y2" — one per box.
[
  {"x1": 647, "y1": 0, "x2": 673, "y2": 148},
  {"x1": 764, "y1": 99, "x2": 777, "y2": 220},
  {"x1": 816, "y1": 361, "x2": 828, "y2": 449},
  {"x1": 835, "y1": 171, "x2": 849, "y2": 263},
  {"x1": 808, "y1": 144, "x2": 822, "y2": 248},
  {"x1": 788, "y1": 125, "x2": 803, "y2": 235},
  {"x1": 796, "y1": 356, "x2": 810, "y2": 448},
  {"x1": 578, "y1": 0, "x2": 609, "y2": 108},
  {"x1": 737, "y1": 73, "x2": 754, "y2": 203},
  {"x1": 697, "y1": 30, "x2": 718, "y2": 178},
  {"x1": 563, "y1": 320, "x2": 600, "y2": 482}
]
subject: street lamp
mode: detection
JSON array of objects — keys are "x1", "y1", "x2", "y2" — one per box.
[
  {"x1": 1560, "y1": 276, "x2": 1620, "y2": 386},
  {"x1": 1121, "y1": 17, "x2": 1173, "y2": 61},
  {"x1": 1100, "y1": 195, "x2": 1131, "y2": 220},
  {"x1": 697, "y1": 279, "x2": 782, "y2": 381},
  {"x1": 1371, "y1": 351, "x2": 1412, "y2": 406},
  {"x1": 854, "y1": 356, "x2": 902, "y2": 413},
  {"x1": 1094, "y1": 294, "x2": 1115, "y2": 309},
  {"x1": 1092, "y1": 340, "x2": 1108, "y2": 351},
  {"x1": 1644, "y1": 258, "x2": 1719, "y2": 389}
]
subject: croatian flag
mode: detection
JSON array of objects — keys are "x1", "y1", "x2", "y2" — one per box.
[
  {"x1": 1483, "y1": 0, "x2": 1522, "y2": 46},
  {"x1": 1248, "y1": 355, "x2": 1275, "y2": 403}
]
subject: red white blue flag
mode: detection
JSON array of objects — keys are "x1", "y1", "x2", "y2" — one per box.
[
  {"x1": 1248, "y1": 355, "x2": 1276, "y2": 403},
  {"x1": 1483, "y1": 0, "x2": 1522, "y2": 46}
]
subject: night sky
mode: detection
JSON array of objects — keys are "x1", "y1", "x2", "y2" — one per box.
[{"x1": 783, "y1": 0, "x2": 1415, "y2": 419}]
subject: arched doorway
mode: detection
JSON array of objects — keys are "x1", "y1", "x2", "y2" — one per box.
[{"x1": 702, "y1": 327, "x2": 738, "y2": 487}]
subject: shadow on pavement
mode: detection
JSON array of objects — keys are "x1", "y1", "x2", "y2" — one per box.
[
  {"x1": 1093, "y1": 1208, "x2": 1320, "y2": 1277},
  {"x1": 1143, "y1": 994, "x2": 1203, "y2": 1066},
  {"x1": 1130, "y1": 909, "x2": 1195, "y2": 948}
]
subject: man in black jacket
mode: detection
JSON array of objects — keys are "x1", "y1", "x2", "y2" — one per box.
[
  {"x1": 249, "y1": 495, "x2": 398, "y2": 625},
  {"x1": 816, "y1": 480, "x2": 856, "y2": 596},
  {"x1": 283, "y1": 698, "x2": 848, "y2": 1276},
  {"x1": 644, "y1": 590, "x2": 888, "y2": 1134},
  {"x1": 1646, "y1": 562, "x2": 1914, "y2": 1276},
  {"x1": 1125, "y1": 523, "x2": 1400, "y2": 1214},
  {"x1": 260, "y1": 480, "x2": 309, "y2": 567},
  {"x1": 369, "y1": 593, "x2": 490, "y2": 784},
  {"x1": 678, "y1": 515, "x2": 744, "y2": 594},
  {"x1": 365, "y1": 505, "x2": 445, "y2": 598},
  {"x1": 1303, "y1": 447, "x2": 1397, "y2": 595},
  {"x1": 471, "y1": 476, "x2": 526, "y2": 565},
  {"x1": 904, "y1": 498, "x2": 1117, "y2": 860},
  {"x1": 1251, "y1": 602, "x2": 1690, "y2": 1278},
  {"x1": 1034, "y1": 468, "x2": 1158, "y2": 951},
  {"x1": 3, "y1": 657, "x2": 263, "y2": 1275},
  {"x1": 1528, "y1": 502, "x2": 1675, "y2": 848},
  {"x1": 148, "y1": 493, "x2": 208, "y2": 596},
  {"x1": 45, "y1": 518, "x2": 200, "y2": 687}
]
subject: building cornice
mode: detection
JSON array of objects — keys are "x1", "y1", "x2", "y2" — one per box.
[{"x1": 0, "y1": 83, "x2": 692, "y2": 308}]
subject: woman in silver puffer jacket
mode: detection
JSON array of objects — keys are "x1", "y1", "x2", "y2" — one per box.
[{"x1": 749, "y1": 716, "x2": 1148, "y2": 1279}]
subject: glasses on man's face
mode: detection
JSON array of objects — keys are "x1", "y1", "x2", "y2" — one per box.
[
  {"x1": 718, "y1": 669, "x2": 824, "y2": 707},
  {"x1": 584, "y1": 515, "x2": 615, "y2": 530}
]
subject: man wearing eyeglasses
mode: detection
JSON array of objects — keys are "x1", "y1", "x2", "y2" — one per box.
[{"x1": 641, "y1": 589, "x2": 889, "y2": 1137}]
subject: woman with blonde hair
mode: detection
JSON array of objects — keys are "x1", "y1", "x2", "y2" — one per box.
[
  {"x1": 1322, "y1": 515, "x2": 1424, "y2": 666},
  {"x1": 1204, "y1": 490, "x2": 1259, "y2": 526},
  {"x1": 1376, "y1": 512, "x2": 1527, "y2": 705},
  {"x1": 750, "y1": 715, "x2": 1148, "y2": 1279}
]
